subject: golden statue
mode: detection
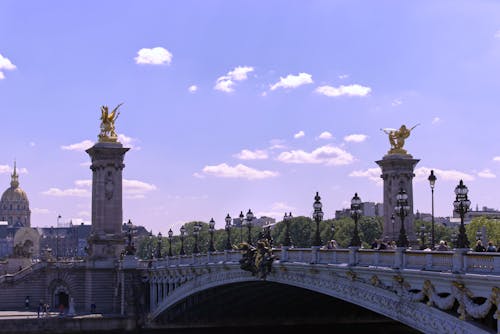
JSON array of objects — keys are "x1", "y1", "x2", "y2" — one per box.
[
  {"x1": 98, "y1": 103, "x2": 123, "y2": 143},
  {"x1": 381, "y1": 124, "x2": 419, "y2": 155}
]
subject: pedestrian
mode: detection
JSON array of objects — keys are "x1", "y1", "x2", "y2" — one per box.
[
  {"x1": 487, "y1": 241, "x2": 497, "y2": 252},
  {"x1": 475, "y1": 240, "x2": 486, "y2": 252},
  {"x1": 437, "y1": 240, "x2": 449, "y2": 251},
  {"x1": 37, "y1": 300, "x2": 43, "y2": 318}
]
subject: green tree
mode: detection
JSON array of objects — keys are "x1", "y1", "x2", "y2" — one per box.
[{"x1": 466, "y1": 217, "x2": 500, "y2": 247}]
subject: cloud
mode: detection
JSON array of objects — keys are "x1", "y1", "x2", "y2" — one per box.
[
  {"x1": 74, "y1": 179, "x2": 92, "y2": 188},
  {"x1": 349, "y1": 168, "x2": 382, "y2": 184},
  {"x1": 391, "y1": 99, "x2": 402, "y2": 107},
  {"x1": 123, "y1": 179, "x2": 157, "y2": 199},
  {"x1": 61, "y1": 140, "x2": 94, "y2": 151},
  {"x1": 344, "y1": 134, "x2": 367, "y2": 143},
  {"x1": 270, "y1": 72, "x2": 313, "y2": 90},
  {"x1": 294, "y1": 131, "x2": 305, "y2": 139},
  {"x1": 32, "y1": 208, "x2": 51, "y2": 214},
  {"x1": 478, "y1": 169, "x2": 496, "y2": 178},
  {"x1": 201, "y1": 163, "x2": 279, "y2": 180},
  {"x1": 188, "y1": 85, "x2": 198, "y2": 93},
  {"x1": 233, "y1": 149, "x2": 268, "y2": 160},
  {"x1": 495, "y1": 30, "x2": 500, "y2": 39},
  {"x1": 493, "y1": 157, "x2": 500, "y2": 162},
  {"x1": 256, "y1": 202, "x2": 296, "y2": 220},
  {"x1": 29, "y1": 142, "x2": 36, "y2": 147},
  {"x1": 413, "y1": 167, "x2": 475, "y2": 182},
  {"x1": 214, "y1": 66, "x2": 254, "y2": 93},
  {"x1": 315, "y1": 84, "x2": 371, "y2": 97},
  {"x1": 432, "y1": 117, "x2": 441, "y2": 124},
  {"x1": 0, "y1": 165, "x2": 28, "y2": 174},
  {"x1": 42, "y1": 188, "x2": 91, "y2": 197},
  {"x1": 117, "y1": 133, "x2": 140, "y2": 150},
  {"x1": 338, "y1": 74, "x2": 349, "y2": 79},
  {"x1": 318, "y1": 131, "x2": 333, "y2": 140},
  {"x1": 134, "y1": 47, "x2": 173, "y2": 65},
  {"x1": 0, "y1": 54, "x2": 16, "y2": 79},
  {"x1": 277, "y1": 145, "x2": 354, "y2": 166}
]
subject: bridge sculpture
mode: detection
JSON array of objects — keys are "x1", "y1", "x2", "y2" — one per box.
[{"x1": 144, "y1": 247, "x2": 500, "y2": 334}]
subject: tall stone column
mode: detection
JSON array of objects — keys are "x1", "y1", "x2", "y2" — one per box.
[
  {"x1": 376, "y1": 154, "x2": 419, "y2": 245},
  {"x1": 86, "y1": 141, "x2": 130, "y2": 259}
]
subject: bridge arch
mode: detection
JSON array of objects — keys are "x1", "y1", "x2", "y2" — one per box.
[{"x1": 148, "y1": 263, "x2": 487, "y2": 334}]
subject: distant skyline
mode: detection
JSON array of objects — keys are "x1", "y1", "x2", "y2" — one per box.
[{"x1": 2, "y1": 1, "x2": 500, "y2": 234}]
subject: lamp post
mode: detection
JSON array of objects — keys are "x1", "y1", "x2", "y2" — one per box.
[
  {"x1": 395, "y1": 188, "x2": 410, "y2": 248},
  {"x1": 245, "y1": 209, "x2": 254, "y2": 245},
  {"x1": 428, "y1": 170, "x2": 437, "y2": 249},
  {"x1": 193, "y1": 223, "x2": 200, "y2": 254},
  {"x1": 330, "y1": 223, "x2": 335, "y2": 241},
  {"x1": 420, "y1": 224, "x2": 427, "y2": 250},
  {"x1": 156, "y1": 232, "x2": 162, "y2": 259},
  {"x1": 312, "y1": 192, "x2": 324, "y2": 247},
  {"x1": 225, "y1": 214, "x2": 232, "y2": 250},
  {"x1": 208, "y1": 218, "x2": 216, "y2": 252},
  {"x1": 239, "y1": 211, "x2": 244, "y2": 243},
  {"x1": 167, "y1": 229, "x2": 173, "y2": 257},
  {"x1": 148, "y1": 231, "x2": 153, "y2": 259},
  {"x1": 283, "y1": 212, "x2": 293, "y2": 247},
  {"x1": 349, "y1": 193, "x2": 362, "y2": 247},
  {"x1": 179, "y1": 225, "x2": 186, "y2": 255},
  {"x1": 451, "y1": 231, "x2": 458, "y2": 248},
  {"x1": 454, "y1": 180, "x2": 471, "y2": 249},
  {"x1": 476, "y1": 230, "x2": 482, "y2": 241}
]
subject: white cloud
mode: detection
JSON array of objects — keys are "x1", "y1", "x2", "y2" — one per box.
[
  {"x1": 344, "y1": 134, "x2": 367, "y2": 143},
  {"x1": 214, "y1": 66, "x2": 254, "y2": 93},
  {"x1": 32, "y1": 208, "x2": 51, "y2": 214},
  {"x1": 201, "y1": 163, "x2": 279, "y2": 180},
  {"x1": 233, "y1": 149, "x2": 268, "y2": 160},
  {"x1": 493, "y1": 157, "x2": 500, "y2": 162},
  {"x1": 478, "y1": 169, "x2": 496, "y2": 178},
  {"x1": 277, "y1": 145, "x2": 354, "y2": 166},
  {"x1": 338, "y1": 74, "x2": 349, "y2": 79},
  {"x1": 315, "y1": 84, "x2": 371, "y2": 97},
  {"x1": 294, "y1": 131, "x2": 305, "y2": 139},
  {"x1": 318, "y1": 131, "x2": 333, "y2": 140},
  {"x1": 188, "y1": 85, "x2": 198, "y2": 93},
  {"x1": 117, "y1": 133, "x2": 140, "y2": 150},
  {"x1": 391, "y1": 99, "x2": 402, "y2": 106},
  {"x1": 74, "y1": 179, "x2": 92, "y2": 188},
  {"x1": 123, "y1": 179, "x2": 157, "y2": 195},
  {"x1": 61, "y1": 140, "x2": 94, "y2": 151},
  {"x1": 29, "y1": 142, "x2": 36, "y2": 147},
  {"x1": 0, "y1": 165, "x2": 28, "y2": 174},
  {"x1": 270, "y1": 72, "x2": 313, "y2": 90},
  {"x1": 0, "y1": 54, "x2": 16, "y2": 79},
  {"x1": 495, "y1": 30, "x2": 500, "y2": 39},
  {"x1": 413, "y1": 167, "x2": 475, "y2": 182},
  {"x1": 349, "y1": 168, "x2": 382, "y2": 184},
  {"x1": 193, "y1": 172, "x2": 206, "y2": 179},
  {"x1": 432, "y1": 117, "x2": 441, "y2": 124},
  {"x1": 42, "y1": 188, "x2": 91, "y2": 197},
  {"x1": 134, "y1": 47, "x2": 173, "y2": 65}
]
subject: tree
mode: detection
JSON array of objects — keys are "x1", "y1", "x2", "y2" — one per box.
[{"x1": 466, "y1": 217, "x2": 500, "y2": 247}]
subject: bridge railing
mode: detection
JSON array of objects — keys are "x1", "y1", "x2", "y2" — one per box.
[{"x1": 138, "y1": 247, "x2": 500, "y2": 274}]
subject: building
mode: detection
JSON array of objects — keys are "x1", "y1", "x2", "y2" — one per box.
[
  {"x1": 0, "y1": 163, "x2": 30, "y2": 228},
  {"x1": 335, "y1": 202, "x2": 384, "y2": 219}
]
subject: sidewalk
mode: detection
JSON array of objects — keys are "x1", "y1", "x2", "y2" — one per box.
[{"x1": 0, "y1": 310, "x2": 103, "y2": 319}]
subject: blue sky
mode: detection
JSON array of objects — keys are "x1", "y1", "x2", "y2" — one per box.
[{"x1": 2, "y1": 1, "x2": 500, "y2": 234}]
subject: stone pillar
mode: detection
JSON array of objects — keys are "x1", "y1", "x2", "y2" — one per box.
[
  {"x1": 86, "y1": 142, "x2": 130, "y2": 259},
  {"x1": 376, "y1": 154, "x2": 419, "y2": 246}
]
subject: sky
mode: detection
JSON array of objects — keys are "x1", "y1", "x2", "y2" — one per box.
[{"x1": 2, "y1": 1, "x2": 500, "y2": 235}]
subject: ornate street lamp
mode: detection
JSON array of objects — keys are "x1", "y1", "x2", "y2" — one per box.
[
  {"x1": 312, "y1": 192, "x2": 324, "y2": 247},
  {"x1": 349, "y1": 193, "x2": 362, "y2": 247},
  {"x1": 395, "y1": 188, "x2": 410, "y2": 248},
  {"x1": 193, "y1": 223, "x2": 201, "y2": 254},
  {"x1": 167, "y1": 228, "x2": 173, "y2": 257},
  {"x1": 451, "y1": 231, "x2": 458, "y2": 248},
  {"x1": 245, "y1": 209, "x2": 254, "y2": 245},
  {"x1": 225, "y1": 214, "x2": 232, "y2": 250},
  {"x1": 156, "y1": 232, "x2": 162, "y2": 259},
  {"x1": 208, "y1": 218, "x2": 216, "y2": 252},
  {"x1": 239, "y1": 211, "x2": 245, "y2": 243},
  {"x1": 420, "y1": 224, "x2": 427, "y2": 250},
  {"x1": 428, "y1": 170, "x2": 437, "y2": 249},
  {"x1": 283, "y1": 212, "x2": 293, "y2": 247},
  {"x1": 476, "y1": 229, "x2": 482, "y2": 241},
  {"x1": 179, "y1": 225, "x2": 186, "y2": 255},
  {"x1": 148, "y1": 230, "x2": 153, "y2": 259},
  {"x1": 454, "y1": 180, "x2": 471, "y2": 249}
]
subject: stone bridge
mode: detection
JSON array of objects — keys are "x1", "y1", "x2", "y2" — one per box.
[{"x1": 144, "y1": 247, "x2": 500, "y2": 334}]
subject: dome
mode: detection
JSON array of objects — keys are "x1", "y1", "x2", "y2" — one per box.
[{"x1": 1, "y1": 186, "x2": 29, "y2": 203}]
